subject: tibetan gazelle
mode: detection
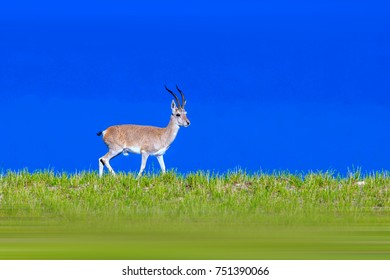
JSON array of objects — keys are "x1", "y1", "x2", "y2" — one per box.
[{"x1": 97, "y1": 85, "x2": 190, "y2": 178}]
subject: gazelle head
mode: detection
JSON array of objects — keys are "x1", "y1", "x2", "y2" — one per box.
[{"x1": 165, "y1": 85, "x2": 190, "y2": 127}]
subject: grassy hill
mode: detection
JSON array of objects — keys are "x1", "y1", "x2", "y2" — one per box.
[{"x1": 0, "y1": 170, "x2": 389, "y2": 259}]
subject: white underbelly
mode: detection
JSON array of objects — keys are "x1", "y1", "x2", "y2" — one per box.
[
  {"x1": 123, "y1": 146, "x2": 141, "y2": 155},
  {"x1": 152, "y1": 146, "x2": 169, "y2": 156}
]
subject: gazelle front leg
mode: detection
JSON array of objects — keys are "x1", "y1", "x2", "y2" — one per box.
[
  {"x1": 137, "y1": 152, "x2": 149, "y2": 179},
  {"x1": 156, "y1": 155, "x2": 166, "y2": 174}
]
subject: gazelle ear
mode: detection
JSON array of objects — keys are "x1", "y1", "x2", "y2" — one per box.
[{"x1": 171, "y1": 100, "x2": 177, "y2": 110}]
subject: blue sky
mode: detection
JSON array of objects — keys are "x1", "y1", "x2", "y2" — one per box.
[{"x1": 1, "y1": 1, "x2": 389, "y2": 174}]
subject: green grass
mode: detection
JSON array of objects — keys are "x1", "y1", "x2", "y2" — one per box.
[{"x1": 0, "y1": 170, "x2": 389, "y2": 259}]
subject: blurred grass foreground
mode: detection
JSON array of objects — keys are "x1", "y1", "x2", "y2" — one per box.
[{"x1": 0, "y1": 170, "x2": 389, "y2": 259}]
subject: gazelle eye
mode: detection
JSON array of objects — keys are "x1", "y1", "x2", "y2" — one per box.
[{"x1": 176, "y1": 113, "x2": 181, "y2": 117}]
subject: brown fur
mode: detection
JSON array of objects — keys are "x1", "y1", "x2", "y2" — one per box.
[
  {"x1": 98, "y1": 104, "x2": 190, "y2": 177},
  {"x1": 102, "y1": 117, "x2": 179, "y2": 154}
]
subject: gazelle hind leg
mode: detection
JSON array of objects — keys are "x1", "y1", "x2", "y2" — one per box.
[
  {"x1": 99, "y1": 149, "x2": 121, "y2": 177},
  {"x1": 99, "y1": 158, "x2": 104, "y2": 177}
]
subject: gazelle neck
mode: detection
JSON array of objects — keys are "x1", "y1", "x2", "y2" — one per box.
[{"x1": 163, "y1": 115, "x2": 180, "y2": 145}]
